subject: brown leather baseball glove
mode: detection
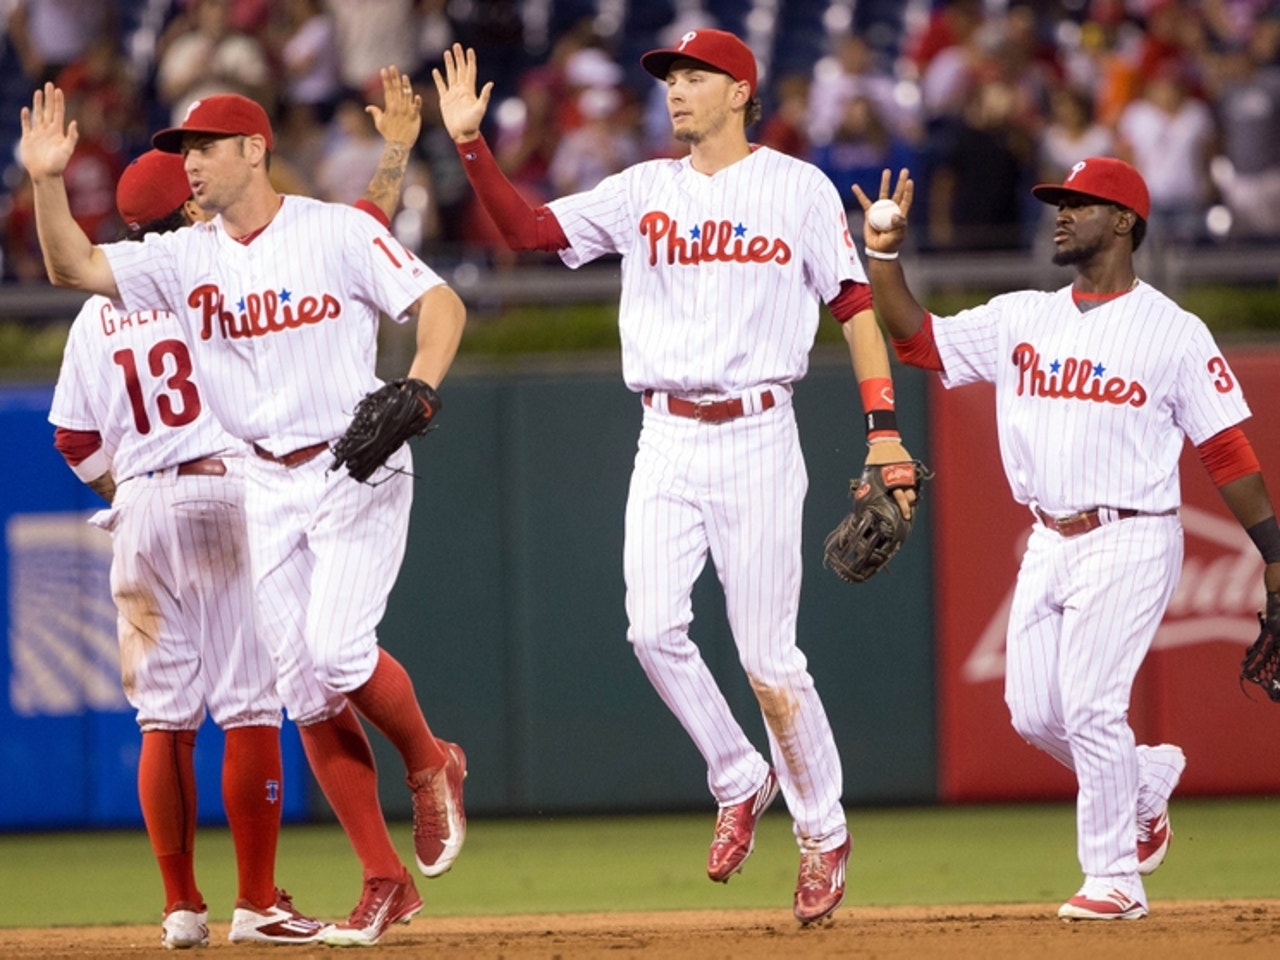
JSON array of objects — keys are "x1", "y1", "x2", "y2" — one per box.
[
  {"x1": 823, "y1": 460, "x2": 932, "y2": 584},
  {"x1": 1241, "y1": 590, "x2": 1280, "y2": 703}
]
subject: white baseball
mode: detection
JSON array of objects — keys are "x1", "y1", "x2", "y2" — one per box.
[{"x1": 866, "y1": 198, "x2": 902, "y2": 233}]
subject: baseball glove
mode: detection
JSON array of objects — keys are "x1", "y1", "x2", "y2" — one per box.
[
  {"x1": 331, "y1": 378, "x2": 441, "y2": 483},
  {"x1": 823, "y1": 460, "x2": 932, "y2": 584},
  {"x1": 1240, "y1": 590, "x2": 1280, "y2": 703}
]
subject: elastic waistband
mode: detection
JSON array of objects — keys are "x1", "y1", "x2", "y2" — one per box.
[
  {"x1": 642, "y1": 387, "x2": 780, "y2": 423},
  {"x1": 252, "y1": 441, "x2": 330, "y2": 468},
  {"x1": 1035, "y1": 505, "x2": 1177, "y2": 538}
]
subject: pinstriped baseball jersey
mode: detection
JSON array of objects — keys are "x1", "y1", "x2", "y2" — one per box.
[
  {"x1": 50, "y1": 296, "x2": 242, "y2": 482},
  {"x1": 548, "y1": 146, "x2": 865, "y2": 394},
  {"x1": 931, "y1": 281, "x2": 1251, "y2": 513},
  {"x1": 100, "y1": 196, "x2": 444, "y2": 452}
]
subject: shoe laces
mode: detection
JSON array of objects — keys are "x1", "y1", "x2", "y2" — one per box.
[
  {"x1": 412, "y1": 774, "x2": 449, "y2": 841},
  {"x1": 797, "y1": 850, "x2": 830, "y2": 891},
  {"x1": 712, "y1": 807, "x2": 741, "y2": 844}
]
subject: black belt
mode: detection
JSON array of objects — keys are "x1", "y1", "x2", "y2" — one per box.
[
  {"x1": 252, "y1": 441, "x2": 329, "y2": 468},
  {"x1": 642, "y1": 389, "x2": 776, "y2": 423},
  {"x1": 1035, "y1": 506, "x2": 1176, "y2": 538}
]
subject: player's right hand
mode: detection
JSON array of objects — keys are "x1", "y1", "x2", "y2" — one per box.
[
  {"x1": 19, "y1": 83, "x2": 78, "y2": 180},
  {"x1": 433, "y1": 43, "x2": 493, "y2": 143},
  {"x1": 851, "y1": 168, "x2": 914, "y2": 253}
]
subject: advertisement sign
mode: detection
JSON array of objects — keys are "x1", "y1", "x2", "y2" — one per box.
[{"x1": 934, "y1": 350, "x2": 1280, "y2": 801}]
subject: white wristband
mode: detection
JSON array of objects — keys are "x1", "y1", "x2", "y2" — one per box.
[{"x1": 864, "y1": 247, "x2": 899, "y2": 261}]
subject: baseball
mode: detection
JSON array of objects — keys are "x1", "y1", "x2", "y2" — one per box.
[{"x1": 866, "y1": 199, "x2": 902, "y2": 233}]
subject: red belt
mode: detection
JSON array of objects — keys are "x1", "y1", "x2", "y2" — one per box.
[
  {"x1": 176, "y1": 457, "x2": 226, "y2": 477},
  {"x1": 643, "y1": 389, "x2": 775, "y2": 423},
  {"x1": 252, "y1": 441, "x2": 330, "y2": 468},
  {"x1": 1035, "y1": 506, "x2": 1174, "y2": 538}
]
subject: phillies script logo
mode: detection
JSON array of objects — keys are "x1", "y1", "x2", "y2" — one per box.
[
  {"x1": 639, "y1": 212, "x2": 791, "y2": 266},
  {"x1": 962, "y1": 505, "x2": 1266, "y2": 683},
  {"x1": 188, "y1": 284, "x2": 341, "y2": 340},
  {"x1": 1012, "y1": 342, "x2": 1146, "y2": 407}
]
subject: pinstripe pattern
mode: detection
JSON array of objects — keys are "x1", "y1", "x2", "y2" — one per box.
[
  {"x1": 245, "y1": 443, "x2": 413, "y2": 723},
  {"x1": 625, "y1": 398, "x2": 845, "y2": 845},
  {"x1": 102, "y1": 196, "x2": 444, "y2": 453},
  {"x1": 933, "y1": 280, "x2": 1246, "y2": 905},
  {"x1": 549, "y1": 147, "x2": 863, "y2": 395},
  {"x1": 934, "y1": 282, "x2": 1250, "y2": 513},
  {"x1": 109, "y1": 461, "x2": 280, "y2": 730},
  {"x1": 552, "y1": 144, "x2": 857, "y2": 850},
  {"x1": 101, "y1": 194, "x2": 443, "y2": 720},
  {"x1": 49, "y1": 296, "x2": 277, "y2": 732},
  {"x1": 1005, "y1": 516, "x2": 1182, "y2": 901},
  {"x1": 50, "y1": 296, "x2": 242, "y2": 481}
]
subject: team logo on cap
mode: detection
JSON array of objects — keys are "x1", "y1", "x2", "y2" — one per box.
[
  {"x1": 1065, "y1": 160, "x2": 1088, "y2": 184},
  {"x1": 184, "y1": 100, "x2": 203, "y2": 121},
  {"x1": 677, "y1": 31, "x2": 698, "y2": 49}
]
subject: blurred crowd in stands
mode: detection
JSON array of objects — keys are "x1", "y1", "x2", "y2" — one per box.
[{"x1": 1, "y1": 0, "x2": 1278, "y2": 281}]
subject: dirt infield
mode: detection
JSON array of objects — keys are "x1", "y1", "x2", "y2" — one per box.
[{"x1": 7, "y1": 901, "x2": 1280, "y2": 958}]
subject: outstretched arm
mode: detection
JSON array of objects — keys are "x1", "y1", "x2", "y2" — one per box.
[
  {"x1": 19, "y1": 84, "x2": 119, "y2": 297},
  {"x1": 361, "y1": 66, "x2": 423, "y2": 223},
  {"x1": 433, "y1": 42, "x2": 569, "y2": 252}
]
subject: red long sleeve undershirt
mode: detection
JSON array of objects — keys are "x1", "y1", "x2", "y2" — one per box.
[{"x1": 454, "y1": 135, "x2": 569, "y2": 251}]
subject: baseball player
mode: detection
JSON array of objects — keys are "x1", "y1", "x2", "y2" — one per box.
[
  {"x1": 49, "y1": 149, "x2": 329, "y2": 949},
  {"x1": 44, "y1": 68, "x2": 431, "y2": 949},
  {"x1": 854, "y1": 158, "x2": 1280, "y2": 919},
  {"x1": 21, "y1": 71, "x2": 467, "y2": 948},
  {"x1": 434, "y1": 32, "x2": 919, "y2": 924}
]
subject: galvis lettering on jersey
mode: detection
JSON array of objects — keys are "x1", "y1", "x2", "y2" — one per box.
[
  {"x1": 1012, "y1": 342, "x2": 1147, "y2": 407},
  {"x1": 639, "y1": 212, "x2": 791, "y2": 266},
  {"x1": 99, "y1": 302, "x2": 169, "y2": 336},
  {"x1": 188, "y1": 283, "x2": 341, "y2": 340}
]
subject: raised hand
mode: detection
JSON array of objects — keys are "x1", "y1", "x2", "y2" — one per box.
[
  {"x1": 368, "y1": 66, "x2": 422, "y2": 146},
  {"x1": 851, "y1": 168, "x2": 914, "y2": 252},
  {"x1": 432, "y1": 43, "x2": 493, "y2": 143},
  {"x1": 19, "y1": 83, "x2": 79, "y2": 181}
]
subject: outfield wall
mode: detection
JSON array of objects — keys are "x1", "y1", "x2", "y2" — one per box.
[
  {"x1": 3, "y1": 344, "x2": 1276, "y2": 830},
  {"x1": 0, "y1": 356, "x2": 936, "y2": 828}
]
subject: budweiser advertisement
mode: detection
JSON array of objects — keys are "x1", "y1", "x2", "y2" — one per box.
[{"x1": 932, "y1": 349, "x2": 1280, "y2": 801}]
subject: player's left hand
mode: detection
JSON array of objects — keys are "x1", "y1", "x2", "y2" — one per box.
[
  {"x1": 331, "y1": 378, "x2": 442, "y2": 483},
  {"x1": 864, "y1": 438, "x2": 917, "y2": 519},
  {"x1": 19, "y1": 83, "x2": 78, "y2": 180},
  {"x1": 367, "y1": 66, "x2": 422, "y2": 146}
]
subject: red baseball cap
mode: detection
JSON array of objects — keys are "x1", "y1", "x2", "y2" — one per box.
[
  {"x1": 1031, "y1": 157, "x2": 1150, "y2": 221},
  {"x1": 152, "y1": 93, "x2": 274, "y2": 153},
  {"x1": 641, "y1": 29, "x2": 758, "y2": 98},
  {"x1": 116, "y1": 150, "x2": 192, "y2": 230}
]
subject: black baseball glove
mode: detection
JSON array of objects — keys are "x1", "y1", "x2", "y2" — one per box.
[
  {"x1": 1241, "y1": 590, "x2": 1280, "y2": 703},
  {"x1": 823, "y1": 460, "x2": 932, "y2": 584},
  {"x1": 331, "y1": 378, "x2": 441, "y2": 483}
]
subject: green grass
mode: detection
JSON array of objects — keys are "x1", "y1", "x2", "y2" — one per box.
[{"x1": 3, "y1": 799, "x2": 1279, "y2": 928}]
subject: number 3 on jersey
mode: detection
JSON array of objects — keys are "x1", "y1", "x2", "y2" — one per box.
[{"x1": 113, "y1": 339, "x2": 202, "y2": 434}]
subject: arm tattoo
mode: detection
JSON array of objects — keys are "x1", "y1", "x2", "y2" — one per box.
[{"x1": 363, "y1": 142, "x2": 412, "y2": 221}]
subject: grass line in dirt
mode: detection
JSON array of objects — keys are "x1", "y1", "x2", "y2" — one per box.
[{"x1": 2, "y1": 797, "x2": 1279, "y2": 928}]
